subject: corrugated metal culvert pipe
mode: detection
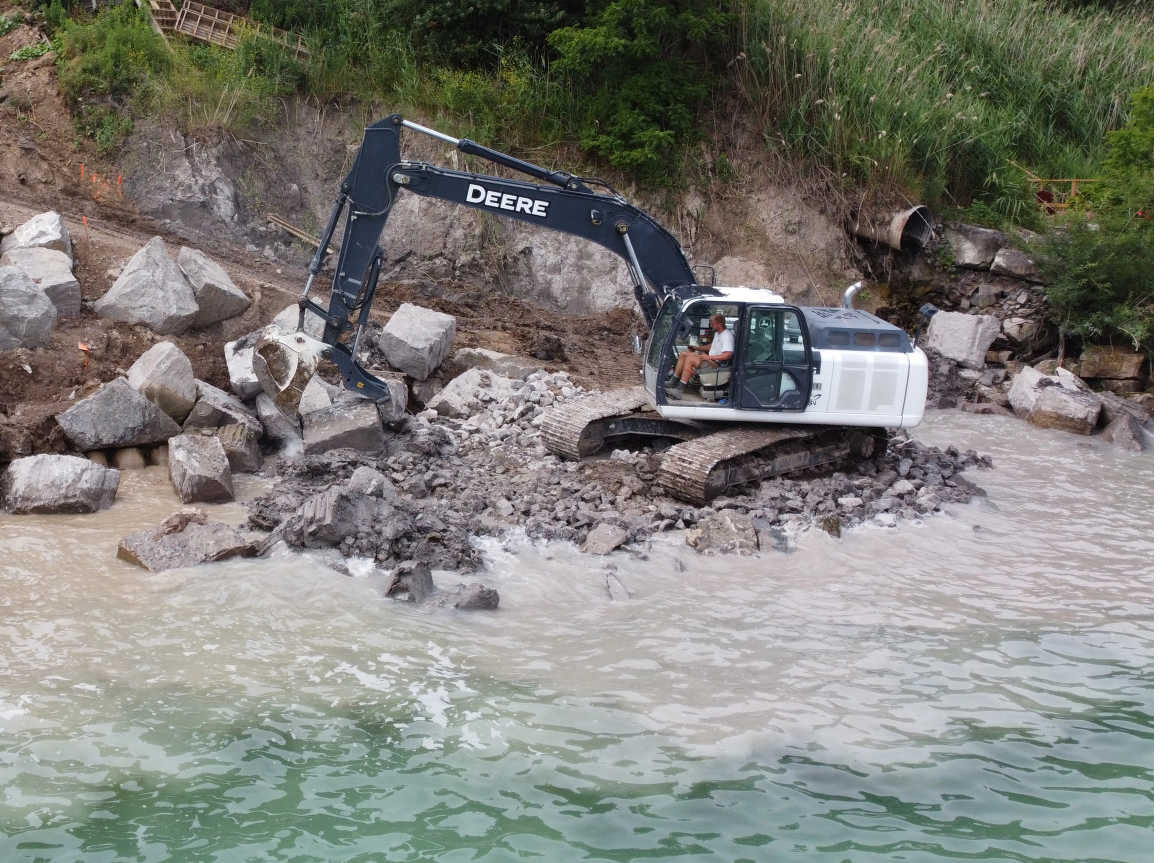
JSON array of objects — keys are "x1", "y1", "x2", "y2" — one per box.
[{"x1": 849, "y1": 205, "x2": 934, "y2": 251}]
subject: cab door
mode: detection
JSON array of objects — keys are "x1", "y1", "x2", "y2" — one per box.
[{"x1": 735, "y1": 306, "x2": 812, "y2": 411}]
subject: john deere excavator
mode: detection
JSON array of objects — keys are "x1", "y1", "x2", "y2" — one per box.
[{"x1": 253, "y1": 115, "x2": 934, "y2": 504}]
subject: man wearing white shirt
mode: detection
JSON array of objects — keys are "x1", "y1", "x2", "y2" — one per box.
[{"x1": 666, "y1": 313, "x2": 734, "y2": 393}]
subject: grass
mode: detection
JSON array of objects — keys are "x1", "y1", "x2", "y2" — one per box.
[{"x1": 734, "y1": 0, "x2": 1153, "y2": 214}]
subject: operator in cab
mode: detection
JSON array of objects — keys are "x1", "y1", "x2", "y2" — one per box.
[{"x1": 666, "y1": 313, "x2": 734, "y2": 394}]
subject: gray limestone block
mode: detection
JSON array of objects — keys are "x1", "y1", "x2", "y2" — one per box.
[
  {"x1": 0, "y1": 265, "x2": 56, "y2": 350},
  {"x1": 294, "y1": 486, "x2": 379, "y2": 547},
  {"x1": 0, "y1": 211, "x2": 72, "y2": 263},
  {"x1": 684, "y1": 511, "x2": 759, "y2": 555},
  {"x1": 349, "y1": 465, "x2": 388, "y2": 497},
  {"x1": 56, "y1": 377, "x2": 182, "y2": 451},
  {"x1": 385, "y1": 560, "x2": 435, "y2": 602},
  {"x1": 127, "y1": 341, "x2": 198, "y2": 424},
  {"x1": 177, "y1": 246, "x2": 251, "y2": 328},
  {"x1": 117, "y1": 510, "x2": 253, "y2": 571},
  {"x1": 1099, "y1": 413, "x2": 1145, "y2": 453},
  {"x1": 990, "y1": 248, "x2": 1043, "y2": 283},
  {"x1": 947, "y1": 223, "x2": 1004, "y2": 270},
  {"x1": 168, "y1": 434, "x2": 234, "y2": 504},
  {"x1": 255, "y1": 392, "x2": 302, "y2": 444},
  {"x1": 1027, "y1": 386, "x2": 1101, "y2": 436},
  {"x1": 924, "y1": 310, "x2": 1001, "y2": 369},
  {"x1": 224, "y1": 331, "x2": 264, "y2": 400},
  {"x1": 428, "y1": 368, "x2": 517, "y2": 419},
  {"x1": 272, "y1": 299, "x2": 326, "y2": 340},
  {"x1": 453, "y1": 347, "x2": 539, "y2": 380},
  {"x1": 302, "y1": 401, "x2": 383, "y2": 455},
  {"x1": 581, "y1": 523, "x2": 629, "y2": 555},
  {"x1": 216, "y1": 422, "x2": 264, "y2": 473},
  {"x1": 94, "y1": 237, "x2": 200, "y2": 335},
  {"x1": 183, "y1": 381, "x2": 263, "y2": 437},
  {"x1": 1, "y1": 454, "x2": 120, "y2": 513},
  {"x1": 0, "y1": 247, "x2": 80, "y2": 318},
  {"x1": 378, "y1": 302, "x2": 456, "y2": 380}
]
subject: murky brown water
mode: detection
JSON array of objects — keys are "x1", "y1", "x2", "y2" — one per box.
[{"x1": 0, "y1": 412, "x2": 1152, "y2": 862}]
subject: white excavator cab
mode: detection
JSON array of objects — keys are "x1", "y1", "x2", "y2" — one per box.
[{"x1": 642, "y1": 287, "x2": 928, "y2": 429}]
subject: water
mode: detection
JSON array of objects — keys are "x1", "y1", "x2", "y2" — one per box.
[{"x1": 0, "y1": 413, "x2": 1152, "y2": 862}]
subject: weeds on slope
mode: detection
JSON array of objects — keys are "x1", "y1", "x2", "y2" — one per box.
[{"x1": 735, "y1": 0, "x2": 1152, "y2": 213}]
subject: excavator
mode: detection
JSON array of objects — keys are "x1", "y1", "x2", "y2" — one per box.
[{"x1": 253, "y1": 115, "x2": 934, "y2": 504}]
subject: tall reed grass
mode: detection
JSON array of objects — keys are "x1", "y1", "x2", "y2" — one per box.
[{"x1": 734, "y1": 0, "x2": 1153, "y2": 209}]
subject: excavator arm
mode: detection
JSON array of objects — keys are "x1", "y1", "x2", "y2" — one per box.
[{"x1": 260, "y1": 115, "x2": 696, "y2": 403}]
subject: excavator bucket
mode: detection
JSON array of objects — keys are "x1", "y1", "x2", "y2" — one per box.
[{"x1": 252, "y1": 325, "x2": 329, "y2": 418}]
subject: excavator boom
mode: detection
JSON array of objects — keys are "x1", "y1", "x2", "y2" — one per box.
[{"x1": 255, "y1": 115, "x2": 695, "y2": 405}]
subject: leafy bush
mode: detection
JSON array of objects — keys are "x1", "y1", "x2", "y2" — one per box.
[
  {"x1": 549, "y1": 0, "x2": 730, "y2": 181},
  {"x1": 10, "y1": 42, "x2": 51, "y2": 61},
  {"x1": 56, "y1": 2, "x2": 170, "y2": 103},
  {"x1": 0, "y1": 11, "x2": 22, "y2": 37},
  {"x1": 1035, "y1": 87, "x2": 1153, "y2": 353}
]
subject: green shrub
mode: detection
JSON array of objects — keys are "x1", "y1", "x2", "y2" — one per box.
[
  {"x1": 1034, "y1": 87, "x2": 1154, "y2": 353},
  {"x1": 549, "y1": 0, "x2": 730, "y2": 182},
  {"x1": 56, "y1": 3, "x2": 170, "y2": 103},
  {"x1": 0, "y1": 11, "x2": 22, "y2": 37},
  {"x1": 10, "y1": 42, "x2": 51, "y2": 61}
]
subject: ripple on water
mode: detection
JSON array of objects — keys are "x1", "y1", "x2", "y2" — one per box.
[{"x1": 0, "y1": 412, "x2": 1152, "y2": 861}]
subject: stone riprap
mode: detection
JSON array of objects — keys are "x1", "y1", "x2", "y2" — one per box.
[
  {"x1": 127, "y1": 342, "x2": 198, "y2": 424},
  {"x1": 0, "y1": 265, "x2": 56, "y2": 350},
  {"x1": 1, "y1": 454, "x2": 120, "y2": 513},
  {"x1": 0, "y1": 247, "x2": 80, "y2": 318},
  {"x1": 224, "y1": 332, "x2": 264, "y2": 400},
  {"x1": 245, "y1": 366, "x2": 994, "y2": 580},
  {"x1": 168, "y1": 434, "x2": 234, "y2": 503},
  {"x1": 924, "y1": 311, "x2": 1001, "y2": 369},
  {"x1": 0, "y1": 211, "x2": 72, "y2": 262},
  {"x1": 946, "y1": 223, "x2": 1004, "y2": 270},
  {"x1": 379, "y1": 303, "x2": 456, "y2": 380},
  {"x1": 95, "y1": 237, "x2": 200, "y2": 335},
  {"x1": 117, "y1": 510, "x2": 253, "y2": 571},
  {"x1": 56, "y1": 377, "x2": 182, "y2": 450},
  {"x1": 177, "y1": 246, "x2": 250, "y2": 328}
]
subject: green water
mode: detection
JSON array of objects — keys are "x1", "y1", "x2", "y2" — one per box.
[{"x1": 0, "y1": 413, "x2": 1153, "y2": 861}]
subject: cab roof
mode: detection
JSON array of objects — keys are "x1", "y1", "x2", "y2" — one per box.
[{"x1": 672, "y1": 285, "x2": 787, "y2": 305}]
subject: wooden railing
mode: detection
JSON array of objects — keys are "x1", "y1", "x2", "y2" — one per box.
[{"x1": 137, "y1": 0, "x2": 310, "y2": 63}]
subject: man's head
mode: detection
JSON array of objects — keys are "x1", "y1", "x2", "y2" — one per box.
[{"x1": 711, "y1": 313, "x2": 726, "y2": 332}]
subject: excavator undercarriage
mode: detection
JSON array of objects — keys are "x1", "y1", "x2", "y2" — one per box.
[{"x1": 540, "y1": 388, "x2": 887, "y2": 504}]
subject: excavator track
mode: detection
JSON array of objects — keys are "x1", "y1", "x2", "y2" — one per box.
[
  {"x1": 541, "y1": 387, "x2": 700, "y2": 459},
  {"x1": 543, "y1": 391, "x2": 884, "y2": 504},
  {"x1": 658, "y1": 425, "x2": 859, "y2": 504}
]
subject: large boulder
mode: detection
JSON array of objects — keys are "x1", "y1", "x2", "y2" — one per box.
[
  {"x1": 1099, "y1": 413, "x2": 1145, "y2": 453},
  {"x1": 924, "y1": 311, "x2": 1001, "y2": 369},
  {"x1": 0, "y1": 247, "x2": 80, "y2": 318},
  {"x1": 183, "y1": 381, "x2": 263, "y2": 437},
  {"x1": 94, "y1": 237, "x2": 199, "y2": 335},
  {"x1": 126, "y1": 342, "x2": 197, "y2": 424},
  {"x1": 117, "y1": 510, "x2": 253, "y2": 571},
  {"x1": 168, "y1": 434, "x2": 234, "y2": 503},
  {"x1": 0, "y1": 211, "x2": 72, "y2": 263},
  {"x1": 1001, "y1": 316, "x2": 1043, "y2": 350},
  {"x1": 379, "y1": 303, "x2": 456, "y2": 380},
  {"x1": 302, "y1": 401, "x2": 383, "y2": 455},
  {"x1": 292, "y1": 486, "x2": 379, "y2": 547},
  {"x1": 177, "y1": 247, "x2": 250, "y2": 328},
  {"x1": 370, "y1": 373, "x2": 409, "y2": 426},
  {"x1": 272, "y1": 299, "x2": 326, "y2": 340},
  {"x1": 947, "y1": 224, "x2": 1004, "y2": 270},
  {"x1": 223, "y1": 332, "x2": 264, "y2": 400},
  {"x1": 1, "y1": 454, "x2": 120, "y2": 513},
  {"x1": 216, "y1": 423, "x2": 264, "y2": 472},
  {"x1": 453, "y1": 347, "x2": 539, "y2": 381},
  {"x1": 1079, "y1": 345, "x2": 1146, "y2": 380},
  {"x1": 428, "y1": 368, "x2": 519, "y2": 419},
  {"x1": 255, "y1": 393, "x2": 302, "y2": 446},
  {"x1": 0, "y1": 266, "x2": 56, "y2": 350},
  {"x1": 1097, "y1": 390, "x2": 1151, "y2": 426},
  {"x1": 56, "y1": 377, "x2": 182, "y2": 450},
  {"x1": 1027, "y1": 385, "x2": 1101, "y2": 435},
  {"x1": 686, "y1": 511, "x2": 759, "y2": 555},
  {"x1": 298, "y1": 374, "x2": 340, "y2": 417},
  {"x1": 990, "y1": 248, "x2": 1043, "y2": 283}
]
